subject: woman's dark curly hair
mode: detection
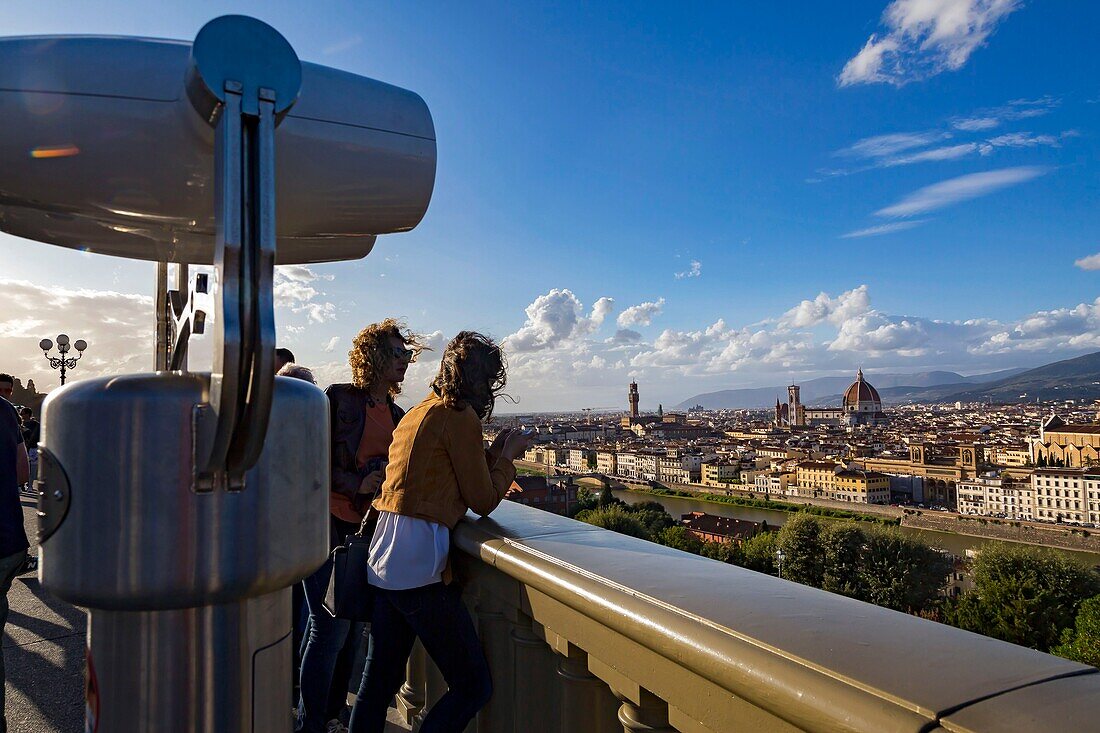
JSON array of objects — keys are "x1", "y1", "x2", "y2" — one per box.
[
  {"x1": 431, "y1": 331, "x2": 507, "y2": 420},
  {"x1": 348, "y1": 318, "x2": 425, "y2": 395}
]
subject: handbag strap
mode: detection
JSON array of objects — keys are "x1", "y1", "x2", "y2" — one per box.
[{"x1": 356, "y1": 501, "x2": 381, "y2": 538}]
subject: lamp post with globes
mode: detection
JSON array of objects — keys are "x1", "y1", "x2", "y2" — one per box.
[{"x1": 40, "y1": 334, "x2": 88, "y2": 385}]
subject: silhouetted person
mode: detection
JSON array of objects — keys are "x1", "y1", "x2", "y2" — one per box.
[
  {"x1": 0, "y1": 373, "x2": 30, "y2": 733},
  {"x1": 18, "y1": 407, "x2": 38, "y2": 492},
  {"x1": 276, "y1": 347, "x2": 297, "y2": 374}
]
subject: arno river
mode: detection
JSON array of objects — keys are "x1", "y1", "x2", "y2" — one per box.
[{"x1": 610, "y1": 488, "x2": 1100, "y2": 566}]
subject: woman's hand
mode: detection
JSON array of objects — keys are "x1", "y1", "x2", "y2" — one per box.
[
  {"x1": 357, "y1": 470, "x2": 385, "y2": 495},
  {"x1": 501, "y1": 430, "x2": 533, "y2": 461},
  {"x1": 488, "y1": 429, "x2": 513, "y2": 458}
]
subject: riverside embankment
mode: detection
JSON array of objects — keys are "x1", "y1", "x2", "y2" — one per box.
[
  {"x1": 607, "y1": 486, "x2": 1100, "y2": 564},
  {"x1": 902, "y1": 511, "x2": 1100, "y2": 554}
]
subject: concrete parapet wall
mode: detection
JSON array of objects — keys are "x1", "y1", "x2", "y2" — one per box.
[
  {"x1": 903, "y1": 512, "x2": 1100, "y2": 554},
  {"x1": 393, "y1": 501, "x2": 1100, "y2": 732}
]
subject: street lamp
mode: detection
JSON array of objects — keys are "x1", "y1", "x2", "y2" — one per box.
[
  {"x1": 40, "y1": 334, "x2": 88, "y2": 385},
  {"x1": 775, "y1": 548, "x2": 786, "y2": 579}
]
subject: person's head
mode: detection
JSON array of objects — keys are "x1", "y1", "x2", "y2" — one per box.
[
  {"x1": 19, "y1": 407, "x2": 34, "y2": 421},
  {"x1": 431, "y1": 332, "x2": 507, "y2": 420},
  {"x1": 274, "y1": 348, "x2": 296, "y2": 373},
  {"x1": 277, "y1": 362, "x2": 316, "y2": 384},
  {"x1": 348, "y1": 319, "x2": 424, "y2": 397},
  {"x1": 0, "y1": 374, "x2": 13, "y2": 401}
]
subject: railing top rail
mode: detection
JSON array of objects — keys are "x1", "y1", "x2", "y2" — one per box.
[{"x1": 454, "y1": 503, "x2": 1099, "y2": 733}]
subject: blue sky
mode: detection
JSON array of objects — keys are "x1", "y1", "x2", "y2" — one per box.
[{"x1": 1, "y1": 1, "x2": 1098, "y2": 411}]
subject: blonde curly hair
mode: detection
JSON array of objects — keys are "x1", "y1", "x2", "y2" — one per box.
[
  {"x1": 431, "y1": 331, "x2": 507, "y2": 420},
  {"x1": 348, "y1": 319, "x2": 425, "y2": 395}
]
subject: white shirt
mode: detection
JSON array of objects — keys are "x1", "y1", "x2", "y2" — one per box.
[{"x1": 367, "y1": 510, "x2": 450, "y2": 590}]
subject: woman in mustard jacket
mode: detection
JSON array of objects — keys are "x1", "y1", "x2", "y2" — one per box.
[{"x1": 348, "y1": 331, "x2": 532, "y2": 733}]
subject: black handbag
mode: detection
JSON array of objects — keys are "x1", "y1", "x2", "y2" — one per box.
[{"x1": 323, "y1": 507, "x2": 380, "y2": 621}]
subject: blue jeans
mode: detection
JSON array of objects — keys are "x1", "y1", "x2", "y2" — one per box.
[
  {"x1": 1, "y1": 550, "x2": 28, "y2": 733},
  {"x1": 348, "y1": 582, "x2": 492, "y2": 733},
  {"x1": 297, "y1": 521, "x2": 366, "y2": 732}
]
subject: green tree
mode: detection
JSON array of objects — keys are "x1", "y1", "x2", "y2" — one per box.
[
  {"x1": 699, "y1": 539, "x2": 741, "y2": 564},
  {"x1": 655, "y1": 526, "x2": 704, "y2": 554},
  {"x1": 628, "y1": 501, "x2": 677, "y2": 536},
  {"x1": 857, "y1": 525, "x2": 951, "y2": 612},
  {"x1": 1052, "y1": 594, "x2": 1100, "y2": 667},
  {"x1": 568, "y1": 487, "x2": 600, "y2": 518},
  {"x1": 776, "y1": 514, "x2": 825, "y2": 587},
  {"x1": 944, "y1": 544, "x2": 1100, "y2": 651},
  {"x1": 739, "y1": 532, "x2": 778, "y2": 574},
  {"x1": 819, "y1": 523, "x2": 865, "y2": 598},
  {"x1": 575, "y1": 505, "x2": 651, "y2": 540},
  {"x1": 598, "y1": 485, "x2": 620, "y2": 507}
]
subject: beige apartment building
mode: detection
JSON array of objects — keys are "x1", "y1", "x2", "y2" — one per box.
[
  {"x1": 754, "y1": 470, "x2": 794, "y2": 496},
  {"x1": 701, "y1": 461, "x2": 740, "y2": 487},
  {"x1": 794, "y1": 461, "x2": 840, "y2": 498},
  {"x1": 1031, "y1": 468, "x2": 1100, "y2": 525},
  {"x1": 794, "y1": 462, "x2": 889, "y2": 503},
  {"x1": 524, "y1": 446, "x2": 567, "y2": 467},
  {"x1": 956, "y1": 476, "x2": 1035, "y2": 520},
  {"x1": 615, "y1": 451, "x2": 638, "y2": 479},
  {"x1": 834, "y1": 470, "x2": 891, "y2": 504},
  {"x1": 988, "y1": 445, "x2": 1032, "y2": 468},
  {"x1": 595, "y1": 450, "x2": 617, "y2": 476},
  {"x1": 635, "y1": 451, "x2": 662, "y2": 482},
  {"x1": 567, "y1": 448, "x2": 594, "y2": 472}
]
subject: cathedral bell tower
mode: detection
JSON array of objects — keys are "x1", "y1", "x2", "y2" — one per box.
[{"x1": 787, "y1": 385, "x2": 803, "y2": 427}]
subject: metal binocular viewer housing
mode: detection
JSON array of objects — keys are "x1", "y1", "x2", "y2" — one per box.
[{"x1": 0, "y1": 15, "x2": 436, "y2": 731}]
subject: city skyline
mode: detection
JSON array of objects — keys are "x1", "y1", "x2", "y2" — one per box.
[{"x1": 1, "y1": 1, "x2": 1098, "y2": 411}]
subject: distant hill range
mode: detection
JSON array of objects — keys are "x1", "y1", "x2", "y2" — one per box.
[{"x1": 674, "y1": 351, "x2": 1100, "y2": 409}]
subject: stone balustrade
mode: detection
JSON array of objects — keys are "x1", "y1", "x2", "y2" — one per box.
[{"x1": 394, "y1": 502, "x2": 1100, "y2": 732}]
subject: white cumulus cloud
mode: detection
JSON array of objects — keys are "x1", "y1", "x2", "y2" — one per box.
[
  {"x1": 473, "y1": 283, "x2": 1100, "y2": 410},
  {"x1": 504, "y1": 289, "x2": 613, "y2": 352},
  {"x1": 779, "y1": 286, "x2": 872, "y2": 330},
  {"x1": 1074, "y1": 253, "x2": 1100, "y2": 271},
  {"x1": 274, "y1": 265, "x2": 337, "y2": 324},
  {"x1": 617, "y1": 298, "x2": 666, "y2": 328}
]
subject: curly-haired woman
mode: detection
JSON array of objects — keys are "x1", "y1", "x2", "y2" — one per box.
[
  {"x1": 297, "y1": 319, "x2": 424, "y2": 733},
  {"x1": 347, "y1": 332, "x2": 532, "y2": 733}
]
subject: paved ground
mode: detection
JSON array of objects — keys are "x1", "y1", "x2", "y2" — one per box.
[
  {"x1": 4, "y1": 495, "x2": 85, "y2": 733},
  {"x1": 4, "y1": 496, "x2": 409, "y2": 732}
]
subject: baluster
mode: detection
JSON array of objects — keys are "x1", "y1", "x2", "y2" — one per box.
[
  {"x1": 510, "y1": 612, "x2": 560, "y2": 733},
  {"x1": 557, "y1": 644, "x2": 619, "y2": 733},
  {"x1": 414, "y1": 657, "x2": 447, "y2": 731},
  {"x1": 476, "y1": 598, "x2": 514, "y2": 733},
  {"x1": 616, "y1": 689, "x2": 675, "y2": 733},
  {"x1": 413, "y1": 656, "x2": 445, "y2": 730},
  {"x1": 396, "y1": 641, "x2": 426, "y2": 725}
]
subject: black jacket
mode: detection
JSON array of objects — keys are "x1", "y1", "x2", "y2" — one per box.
[{"x1": 324, "y1": 383, "x2": 405, "y2": 500}]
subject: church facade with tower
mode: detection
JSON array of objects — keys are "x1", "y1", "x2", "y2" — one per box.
[{"x1": 775, "y1": 369, "x2": 887, "y2": 428}]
